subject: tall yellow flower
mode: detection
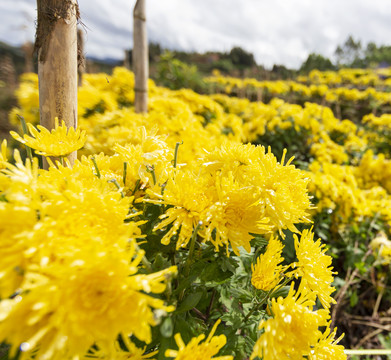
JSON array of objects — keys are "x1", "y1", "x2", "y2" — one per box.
[
  {"x1": 250, "y1": 285, "x2": 329, "y2": 360},
  {"x1": 147, "y1": 170, "x2": 214, "y2": 249},
  {"x1": 82, "y1": 338, "x2": 157, "y2": 359},
  {"x1": 10, "y1": 118, "x2": 87, "y2": 157},
  {"x1": 289, "y1": 228, "x2": 336, "y2": 309},
  {"x1": 203, "y1": 172, "x2": 270, "y2": 255},
  {"x1": 251, "y1": 235, "x2": 285, "y2": 291},
  {"x1": 309, "y1": 324, "x2": 346, "y2": 360},
  {"x1": 113, "y1": 126, "x2": 172, "y2": 188},
  {"x1": 202, "y1": 143, "x2": 312, "y2": 236},
  {"x1": 0, "y1": 139, "x2": 7, "y2": 169},
  {"x1": 165, "y1": 320, "x2": 233, "y2": 360},
  {"x1": 370, "y1": 231, "x2": 391, "y2": 265},
  {"x1": 0, "y1": 247, "x2": 176, "y2": 360}
]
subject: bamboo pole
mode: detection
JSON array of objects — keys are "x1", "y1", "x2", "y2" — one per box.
[
  {"x1": 133, "y1": 0, "x2": 148, "y2": 113},
  {"x1": 35, "y1": 0, "x2": 79, "y2": 167}
]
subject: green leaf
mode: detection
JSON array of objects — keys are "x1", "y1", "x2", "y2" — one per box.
[
  {"x1": 250, "y1": 234, "x2": 268, "y2": 249},
  {"x1": 201, "y1": 262, "x2": 232, "y2": 283},
  {"x1": 157, "y1": 336, "x2": 175, "y2": 360},
  {"x1": 175, "y1": 291, "x2": 203, "y2": 314},
  {"x1": 229, "y1": 287, "x2": 253, "y2": 302},
  {"x1": 270, "y1": 285, "x2": 290, "y2": 299},
  {"x1": 160, "y1": 317, "x2": 174, "y2": 338},
  {"x1": 350, "y1": 290, "x2": 358, "y2": 308},
  {"x1": 220, "y1": 257, "x2": 239, "y2": 273}
]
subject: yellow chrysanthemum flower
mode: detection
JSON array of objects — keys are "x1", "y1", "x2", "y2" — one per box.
[
  {"x1": 309, "y1": 324, "x2": 346, "y2": 360},
  {"x1": 370, "y1": 231, "x2": 391, "y2": 265},
  {"x1": 203, "y1": 143, "x2": 312, "y2": 236},
  {"x1": 251, "y1": 235, "x2": 285, "y2": 291},
  {"x1": 82, "y1": 338, "x2": 157, "y2": 360},
  {"x1": 0, "y1": 247, "x2": 176, "y2": 360},
  {"x1": 147, "y1": 170, "x2": 214, "y2": 249},
  {"x1": 165, "y1": 320, "x2": 233, "y2": 360},
  {"x1": 203, "y1": 172, "x2": 270, "y2": 255},
  {"x1": 113, "y1": 126, "x2": 172, "y2": 188},
  {"x1": 289, "y1": 228, "x2": 336, "y2": 309},
  {"x1": 0, "y1": 151, "x2": 177, "y2": 359},
  {"x1": 10, "y1": 118, "x2": 87, "y2": 157},
  {"x1": 0, "y1": 139, "x2": 7, "y2": 169},
  {"x1": 250, "y1": 284, "x2": 329, "y2": 360}
]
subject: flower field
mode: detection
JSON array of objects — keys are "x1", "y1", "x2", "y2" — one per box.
[{"x1": 1, "y1": 66, "x2": 391, "y2": 359}]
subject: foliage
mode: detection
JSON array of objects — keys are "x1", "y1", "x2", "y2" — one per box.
[
  {"x1": 155, "y1": 51, "x2": 206, "y2": 92},
  {"x1": 227, "y1": 46, "x2": 256, "y2": 68},
  {"x1": 300, "y1": 53, "x2": 336, "y2": 73}
]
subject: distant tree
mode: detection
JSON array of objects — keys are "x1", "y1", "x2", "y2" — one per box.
[
  {"x1": 212, "y1": 59, "x2": 234, "y2": 74},
  {"x1": 228, "y1": 46, "x2": 256, "y2": 67},
  {"x1": 271, "y1": 64, "x2": 296, "y2": 80},
  {"x1": 364, "y1": 42, "x2": 391, "y2": 67},
  {"x1": 149, "y1": 42, "x2": 162, "y2": 62},
  {"x1": 155, "y1": 51, "x2": 205, "y2": 92},
  {"x1": 334, "y1": 35, "x2": 363, "y2": 67},
  {"x1": 300, "y1": 53, "x2": 335, "y2": 73}
]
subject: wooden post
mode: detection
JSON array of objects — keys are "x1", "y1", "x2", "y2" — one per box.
[
  {"x1": 77, "y1": 28, "x2": 85, "y2": 87},
  {"x1": 35, "y1": 0, "x2": 79, "y2": 167},
  {"x1": 21, "y1": 42, "x2": 34, "y2": 73},
  {"x1": 0, "y1": 55, "x2": 17, "y2": 90},
  {"x1": 124, "y1": 49, "x2": 131, "y2": 70},
  {"x1": 133, "y1": 0, "x2": 148, "y2": 113}
]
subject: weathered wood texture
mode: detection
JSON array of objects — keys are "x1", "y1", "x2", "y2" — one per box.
[
  {"x1": 133, "y1": 0, "x2": 148, "y2": 113},
  {"x1": 21, "y1": 41, "x2": 34, "y2": 73},
  {"x1": 77, "y1": 28, "x2": 85, "y2": 87},
  {"x1": 35, "y1": 0, "x2": 79, "y2": 166}
]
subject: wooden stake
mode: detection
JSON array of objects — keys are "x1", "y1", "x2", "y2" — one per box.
[
  {"x1": 133, "y1": 0, "x2": 148, "y2": 113},
  {"x1": 21, "y1": 41, "x2": 34, "y2": 73},
  {"x1": 124, "y1": 49, "x2": 131, "y2": 70},
  {"x1": 35, "y1": 0, "x2": 79, "y2": 167},
  {"x1": 77, "y1": 28, "x2": 85, "y2": 87}
]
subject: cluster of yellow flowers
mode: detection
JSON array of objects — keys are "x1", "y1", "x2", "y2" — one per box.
[
  {"x1": 2, "y1": 131, "x2": 344, "y2": 360},
  {"x1": 0, "y1": 144, "x2": 181, "y2": 359},
  {"x1": 206, "y1": 71, "x2": 391, "y2": 106},
  {"x1": 205, "y1": 74, "x2": 391, "y2": 232},
  {"x1": 0, "y1": 125, "x2": 340, "y2": 360},
  {"x1": 146, "y1": 143, "x2": 311, "y2": 255},
  {"x1": 8, "y1": 65, "x2": 391, "y2": 359},
  {"x1": 297, "y1": 68, "x2": 391, "y2": 88},
  {"x1": 249, "y1": 229, "x2": 343, "y2": 359}
]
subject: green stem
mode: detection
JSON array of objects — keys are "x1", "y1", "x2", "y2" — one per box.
[
  {"x1": 123, "y1": 162, "x2": 128, "y2": 186},
  {"x1": 17, "y1": 115, "x2": 33, "y2": 162},
  {"x1": 131, "y1": 179, "x2": 141, "y2": 196},
  {"x1": 108, "y1": 179, "x2": 125, "y2": 198},
  {"x1": 268, "y1": 275, "x2": 292, "y2": 298},
  {"x1": 184, "y1": 221, "x2": 202, "y2": 277},
  {"x1": 91, "y1": 156, "x2": 101, "y2": 179},
  {"x1": 244, "y1": 276, "x2": 292, "y2": 322},
  {"x1": 243, "y1": 289, "x2": 272, "y2": 322},
  {"x1": 146, "y1": 165, "x2": 156, "y2": 185},
  {"x1": 179, "y1": 221, "x2": 202, "y2": 301},
  {"x1": 173, "y1": 141, "x2": 183, "y2": 168},
  {"x1": 344, "y1": 349, "x2": 391, "y2": 355},
  {"x1": 134, "y1": 243, "x2": 153, "y2": 273}
]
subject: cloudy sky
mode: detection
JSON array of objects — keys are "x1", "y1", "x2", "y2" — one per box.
[{"x1": 1, "y1": 0, "x2": 391, "y2": 68}]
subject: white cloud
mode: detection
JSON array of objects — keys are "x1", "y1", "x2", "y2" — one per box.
[{"x1": 1, "y1": 0, "x2": 391, "y2": 68}]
